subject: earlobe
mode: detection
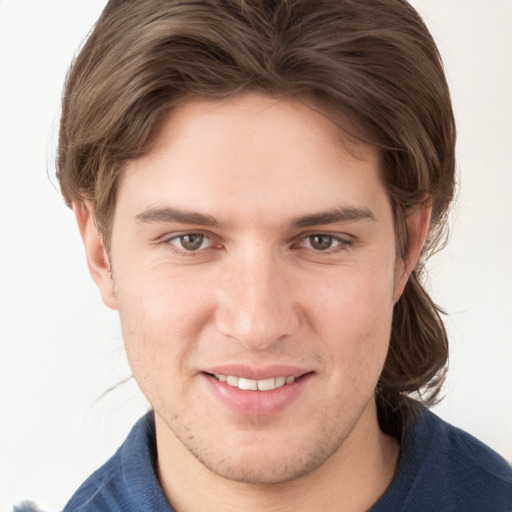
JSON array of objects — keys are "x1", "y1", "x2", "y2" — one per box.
[
  {"x1": 73, "y1": 202, "x2": 117, "y2": 310},
  {"x1": 393, "y1": 205, "x2": 432, "y2": 303}
]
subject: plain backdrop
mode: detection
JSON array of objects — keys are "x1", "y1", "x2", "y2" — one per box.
[{"x1": 1, "y1": 0, "x2": 511, "y2": 510}]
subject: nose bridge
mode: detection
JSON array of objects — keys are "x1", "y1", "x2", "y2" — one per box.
[{"x1": 215, "y1": 244, "x2": 299, "y2": 349}]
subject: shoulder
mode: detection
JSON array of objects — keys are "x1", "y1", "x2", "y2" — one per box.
[
  {"x1": 62, "y1": 438, "x2": 125, "y2": 511},
  {"x1": 374, "y1": 404, "x2": 512, "y2": 511},
  {"x1": 409, "y1": 406, "x2": 512, "y2": 510},
  {"x1": 439, "y1": 416, "x2": 512, "y2": 478},
  {"x1": 419, "y1": 407, "x2": 511, "y2": 480},
  {"x1": 62, "y1": 412, "x2": 173, "y2": 512},
  {"x1": 429, "y1": 411, "x2": 512, "y2": 507}
]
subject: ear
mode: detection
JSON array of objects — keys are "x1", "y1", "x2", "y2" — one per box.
[
  {"x1": 73, "y1": 202, "x2": 117, "y2": 310},
  {"x1": 393, "y1": 205, "x2": 432, "y2": 303}
]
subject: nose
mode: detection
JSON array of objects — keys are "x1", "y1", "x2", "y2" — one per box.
[{"x1": 214, "y1": 248, "x2": 300, "y2": 350}]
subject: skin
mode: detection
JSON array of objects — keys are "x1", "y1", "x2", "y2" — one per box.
[{"x1": 75, "y1": 93, "x2": 431, "y2": 511}]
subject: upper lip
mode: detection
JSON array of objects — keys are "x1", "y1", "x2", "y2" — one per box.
[{"x1": 202, "y1": 364, "x2": 311, "y2": 380}]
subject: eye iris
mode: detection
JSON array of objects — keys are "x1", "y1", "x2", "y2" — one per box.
[
  {"x1": 180, "y1": 234, "x2": 203, "y2": 251},
  {"x1": 310, "y1": 235, "x2": 333, "y2": 251}
]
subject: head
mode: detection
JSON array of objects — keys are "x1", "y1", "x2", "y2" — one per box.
[{"x1": 58, "y1": 0, "x2": 455, "y2": 474}]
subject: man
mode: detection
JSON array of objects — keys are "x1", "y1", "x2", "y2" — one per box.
[{"x1": 54, "y1": 0, "x2": 511, "y2": 510}]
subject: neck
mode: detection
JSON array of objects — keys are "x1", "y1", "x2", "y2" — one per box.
[{"x1": 155, "y1": 399, "x2": 399, "y2": 512}]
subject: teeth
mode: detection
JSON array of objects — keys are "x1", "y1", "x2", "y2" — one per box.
[
  {"x1": 257, "y1": 377, "x2": 276, "y2": 391},
  {"x1": 214, "y1": 374, "x2": 297, "y2": 391},
  {"x1": 226, "y1": 375, "x2": 239, "y2": 387},
  {"x1": 275, "y1": 376, "x2": 286, "y2": 387},
  {"x1": 238, "y1": 378, "x2": 258, "y2": 390}
]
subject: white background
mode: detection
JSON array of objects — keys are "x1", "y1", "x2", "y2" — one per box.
[{"x1": 0, "y1": 1, "x2": 511, "y2": 510}]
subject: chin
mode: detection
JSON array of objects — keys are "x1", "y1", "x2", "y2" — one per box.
[
  {"x1": 200, "y1": 451, "x2": 325, "y2": 485},
  {"x1": 185, "y1": 424, "x2": 347, "y2": 485}
]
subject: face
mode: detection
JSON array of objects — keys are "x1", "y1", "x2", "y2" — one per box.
[{"x1": 86, "y1": 93, "x2": 414, "y2": 484}]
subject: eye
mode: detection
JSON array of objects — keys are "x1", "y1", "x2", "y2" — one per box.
[
  {"x1": 303, "y1": 234, "x2": 342, "y2": 251},
  {"x1": 169, "y1": 233, "x2": 210, "y2": 251},
  {"x1": 293, "y1": 233, "x2": 354, "y2": 255}
]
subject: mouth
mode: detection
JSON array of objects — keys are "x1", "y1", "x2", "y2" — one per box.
[
  {"x1": 201, "y1": 368, "x2": 312, "y2": 416},
  {"x1": 200, "y1": 364, "x2": 313, "y2": 416},
  {"x1": 209, "y1": 373, "x2": 300, "y2": 391}
]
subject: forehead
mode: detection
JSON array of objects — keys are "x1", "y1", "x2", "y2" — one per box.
[{"x1": 116, "y1": 93, "x2": 388, "y2": 228}]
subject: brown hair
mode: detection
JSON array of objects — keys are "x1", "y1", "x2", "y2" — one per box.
[{"x1": 57, "y1": 0, "x2": 455, "y2": 428}]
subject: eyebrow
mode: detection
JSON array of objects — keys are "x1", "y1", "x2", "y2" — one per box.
[
  {"x1": 135, "y1": 204, "x2": 376, "y2": 228},
  {"x1": 135, "y1": 206, "x2": 219, "y2": 226},
  {"x1": 291, "y1": 206, "x2": 376, "y2": 227}
]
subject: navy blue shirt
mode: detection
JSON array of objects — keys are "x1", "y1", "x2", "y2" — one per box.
[{"x1": 61, "y1": 406, "x2": 512, "y2": 511}]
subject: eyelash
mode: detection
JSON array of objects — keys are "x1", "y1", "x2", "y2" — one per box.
[
  {"x1": 292, "y1": 233, "x2": 353, "y2": 254},
  {"x1": 160, "y1": 231, "x2": 353, "y2": 258},
  {"x1": 163, "y1": 233, "x2": 213, "y2": 257}
]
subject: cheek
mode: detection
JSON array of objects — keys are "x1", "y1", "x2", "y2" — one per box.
[
  {"x1": 309, "y1": 263, "x2": 395, "y2": 373},
  {"x1": 116, "y1": 261, "x2": 213, "y2": 331},
  {"x1": 309, "y1": 260, "x2": 395, "y2": 328},
  {"x1": 113, "y1": 269, "x2": 214, "y2": 386}
]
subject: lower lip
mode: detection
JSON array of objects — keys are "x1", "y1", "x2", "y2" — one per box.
[{"x1": 202, "y1": 373, "x2": 312, "y2": 417}]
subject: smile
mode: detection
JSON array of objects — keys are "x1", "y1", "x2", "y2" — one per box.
[
  {"x1": 213, "y1": 374, "x2": 296, "y2": 391},
  {"x1": 204, "y1": 370, "x2": 311, "y2": 416}
]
